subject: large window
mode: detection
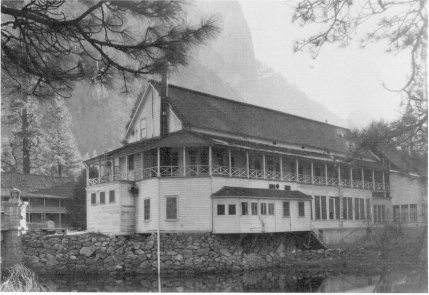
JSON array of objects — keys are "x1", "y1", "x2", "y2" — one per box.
[
  {"x1": 393, "y1": 205, "x2": 400, "y2": 223},
  {"x1": 251, "y1": 202, "x2": 258, "y2": 215},
  {"x1": 410, "y1": 204, "x2": 417, "y2": 222},
  {"x1": 109, "y1": 190, "x2": 115, "y2": 203},
  {"x1": 298, "y1": 202, "x2": 305, "y2": 217},
  {"x1": 144, "y1": 199, "x2": 150, "y2": 220},
  {"x1": 91, "y1": 193, "x2": 96, "y2": 205},
  {"x1": 228, "y1": 204, "x2": 236, "y2": 215},
  {"x1": 342, "y1": 197, "x2": 348, "y2": 220},
  {"x1": 355, "y1": 198, "x2": 360, "y2": 220},
  {"x1": 268, "y1": 203, "x2": 274, "y2": 215},
  {"x1": 347, "y1": 197, "x2": 353, "y2": 220},
  {"x1": 166, "y1": 196, "x2": 177, "y2": 220},
  {"x1": 329, "y1": 198, "x2": 334, "y2": 220},
  {"x1": 261, "y1": 203, "x2": 267, "y2": 215},
  {"x1": 217, "y1": 204, "x2": 225, "y2": 215},
  {"x1": 140, "y1": 119, "x2": 147, "y2": 139},
  {"x1": 366, "y1": 199, "x2": 371, "y2": 220},
  {"x1": 283, "y1": 202, "x2": 290, "y2": 217},
  {"x1": 321, "y1": 196, "x2": 327, "y2": 220},
  {"x1": 314, "y1": 196, "x2": 321, "y2": 220},
  {"x1": 100, "y1": 192, "x2": 105, "y2": 204},
  {"x1": 128, "y1": 154, "x2": 134, "y2": 170},
  {"x1": 401, "y1": 204, "x2": 409, "y2": 223},
  {"x1": 360, "y1": 199, "x2": 365, "y2": 220},
  {"x1": 334, "y1": 197, "x2": 340, "y2": 220},
  {"x1": 241, "y1": 202, "x2": 249, "y2": 215}
]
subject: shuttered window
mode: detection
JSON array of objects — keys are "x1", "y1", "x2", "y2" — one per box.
[
  {"x1": 251, "y1": 202, "x2": 258, "y2": 215},
  {"x1": 410, "y1": 204, "x2": 417, "y2": 222},
  {"x1": 314, "y1": 196, "x2": 321, "y2": 220},
  {"x1": 321, "y1": 196, "x2": 327, "y2": 220},
  {"x1": 166, "y1": 196, "x2": 177, "y2": 220},
  {"x1": 261, "y1": 203, "x2": 267, "y2": 215}
]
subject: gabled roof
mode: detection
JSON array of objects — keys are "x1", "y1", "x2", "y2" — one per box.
[
  {"x1": 150, "y1": 82, "x2": 350, "y2": 154},
  {"x1": 212, "y1": 186, "x2": 312, "y2": 200},
  {"x1": 1, "y1": 172, "x2": 75, "y2": 198},
  {"x1": 382, "y1": 149, "x2": 427, "y2": 177}
]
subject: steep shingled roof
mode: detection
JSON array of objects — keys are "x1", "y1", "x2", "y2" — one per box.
[
  {"x1": 150, "y1": 82, "x2": 350, "y2": 154},
  {"x1": 1, "y1": 172, "x2": 74, "y2": 198},
  {"x1": 212, "y1": 186, "x2": 312, "y2": 200}
]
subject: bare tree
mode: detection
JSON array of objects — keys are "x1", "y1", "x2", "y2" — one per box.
[
  {"x1": 2, "y1": 0, "x2": 219, "y2": 96},
  {"x1": 293, "y1": 0, "x2": 427, "y2": 154}
]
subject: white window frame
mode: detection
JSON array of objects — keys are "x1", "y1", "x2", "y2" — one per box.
[
  {"x1": 166, "y1": 196, "x2": 178, "y2": 221},
  {"x1": 140, "y1": 118, "x2": 147, "y2": 139}
]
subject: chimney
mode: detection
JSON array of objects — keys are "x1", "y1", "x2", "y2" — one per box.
[{"x1": 160, "y1": 68, "x2": 169, "y2": 137}]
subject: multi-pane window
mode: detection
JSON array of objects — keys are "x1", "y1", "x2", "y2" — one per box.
[
  {"x1": 140, "y1": 119, "x2": 147, "y2": 139},
  {"x1": 410, "y1": 204, "x2": 417, "y2": 222},
  {"x1": 355, "y1": 198, "x2": 360, "y2": 220},
  {"x1": 373, "y1": 205, "x2": 378, "y2": 223},
  {"x1": 393, "y1": 205, "x2": 400, "y2": 222},
  {"x1": 329, "y1": 198, "x2": 334, "y2": 220},
  {"x1": 166, "y1": 196, "x2": 177, "y2": 220},
  {"x1": 100, "y1": 192, "x2": 105, "y2": 204},
  {"x1": 314, "y1": 196, "x2": 321, "y2": 220},
  {"x1": 298, "y1": 202, "x2": 305, "y2": 217},
  {"x1": 241, "y1": 202, "x2": 249, "y2": 215},
  {"x1": 91, "y1": 193, "x2": 96, "y2": 205},
  {"x1": 347, "y1": 197, "x2": 353, "y2": 220},
  {"x1": 366, "y1": 199, "x2": 371, "y2": 220},
  {"x1": 321, "y1": 196, "x2": 327, "y2": 220},
  {"x1": 144, "y1": 199, "x2": 150, "y2": 220},
  {"x1": 251, "y1": 202, "x2": 258, "y2": 215},
  {"x1": 228, "y1": 204, "x2": 236, "y2": 215},
  {"x1": 342, "y1": 197, "x2": 348, "y2": 220},
  {"x1": 128, "y1": 154, "x2": 134, "y2": 170},
  {"x1": 268, "y1": 203, "x2": 274, "y2": 215},
  {"x1": 217, "y1": 204, "x2": 225, "y2": 215},
  {"x1": 109, "y1": 190, "x2": 115, "y2": 203},
  {"x1": 359, "y1": 199, "x2": 365, "y2": 220},
  {"x1": 334, "y1": 197, "x2": 340, "y2": 220},
  {"x1": 283, "y1": 202, "x2": 290, "y2": 217},
  {"x1": 401, "y1": 204, "x2": 409, "y2": 223},
  {"x1": 261, "y1": 203, "x2": 267, "y2": 215}
]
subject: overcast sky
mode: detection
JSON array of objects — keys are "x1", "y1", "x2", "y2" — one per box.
[{"x1": 239, "y1": 0, "x2": 409, "y2": 128}]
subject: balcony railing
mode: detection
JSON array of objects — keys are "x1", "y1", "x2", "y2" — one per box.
[{"x1": 88, "y1": 165, "x2": 389, "y2": 192}]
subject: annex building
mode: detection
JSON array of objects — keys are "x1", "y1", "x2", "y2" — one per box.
[{"x1": 84, "y1": 79, "x2": 427, "y2": 245}]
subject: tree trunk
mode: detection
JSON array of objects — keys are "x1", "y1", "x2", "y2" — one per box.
[
  {"x1": 21, "y1": 97, "x2": 31, "y2": 174},
  {"x1": 58, "y1": 160, "x2": 63, "y2": 177}
]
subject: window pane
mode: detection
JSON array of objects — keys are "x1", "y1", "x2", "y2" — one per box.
[
  {"x1": 261, "y1": 203, "x2": 267, "y2": 215},
  {"x1": 401, "y1": 204, "x2": 409, "y2": 223},
  {"x1": 366, "y1": 199, "x2": 371, "y2": 220},
  {"x1": 360, "y1": 199, "x2": 365, "y2": 220},
  {"x1": 315, "y1": 196, "x2": 321, "y2": 220},
  {"x1": 410, "y1": 204, "x2": 417, "y2": 222},
  {"x1": 109, "y1": 190, "x2": 115, "y2": 203},
  {"x1": 355, "y1": 198, "x2": 359, "y2": 220},
  {"x1": 321, "y1": 196, "x2": 327, "y2": 220},
  {"x1": 228, "y1": 204, "x2": 236, "y2": 215},
  {"x1": 91, "y1": 193, "x2": 96, "y2": 204},
  {"x1": 393, "y1": 205, "x2": 400, "y2": 222},
  {"x1": 334, "y1": 197, "x2": 340, "y2": 220},
  {"x1": 268, "y1": 203, "x2": 274, "y2": 215},
  {"x1": 100, "y1": 192, "x2": 105, "y2": 204},
  {"x1": 347, "y1": 198, "x2": 353, "y2": 220},
  {"x1": 251, "y1": 203, "x2": 258, "y2": 215},
  {"x1": 166, "y1": 197, "x2": 177, "y2": 219},
  {"x1": 283, "y1": 202, "x2": 290, "y2": 217},
  {"x1": 342, "y1": 197, "x2": 347, "y2": 220},
  {"x1": 298, "y1": 202, "x2": 305, "y2": 217},
  {"x1": 241, "y1": 202, "x2": 248, "y2": 215},
  {"x1": 144, "y1": 199, "x2": 150, "y2": 220},
  {"x1": 217, "y1": 204, "x2": 225, "y2": 215},
  {"x1": 329, "y1": 198, "x2": 334, "y2": 220}
]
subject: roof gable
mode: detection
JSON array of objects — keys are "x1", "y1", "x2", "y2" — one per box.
[{"x1": 124, "y1": 83, "x2": 153, "y2": 139}]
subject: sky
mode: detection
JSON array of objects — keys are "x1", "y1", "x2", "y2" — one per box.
[{"x1": 238, "y1": 0, "x2": 409, "y2": 128}]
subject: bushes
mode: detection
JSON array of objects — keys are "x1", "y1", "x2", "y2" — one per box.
[{"x1": 0, "y1": 264, "x2": 47, "y2": 292}]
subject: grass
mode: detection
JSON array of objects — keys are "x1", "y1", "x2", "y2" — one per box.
[{"x1": 0, "y1": 264, "x2": 47, "y2": 292}]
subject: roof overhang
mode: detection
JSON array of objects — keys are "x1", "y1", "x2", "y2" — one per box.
[{"x1": 212, "y1": 186, "x2": 312, "y2": 200}]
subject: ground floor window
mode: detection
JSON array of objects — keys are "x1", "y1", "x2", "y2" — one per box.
[
  {"x1": 228, "y1": 204, "x2": 236, "y2": 215},
  {"x1": 91, "y1": 193, "x2": 96, "y2": 204},
  {"x1": 109, "y1": 190, "x2": 115, "y2": 203},
  {"x1": 410, "y1": 204, "x2": 417, "y2": 222},
  {"x1": 314, "y1": 196, "x2": 321, "y2": 220},
  {"x1": 329, "y1": 198, "x2": 334, "y2": 220},
  {"x1": 283, "y1": 202, "x2": 290, "y2": 217},
  {"x1": 166, "y1": 196, "x2": 177, "y2": 220},
  {"x1": 251, "y1": 202, "x2": 258, "y2": 215},
  {"x1": 241, "y1": 202, "x2": 249, "y2": 215},
  {"x1": 100, "y1": 192, "x2": 105, "y2": 204},
  {"x1": 217, "y1": 204, "x2": 225, "y2": 215},
  {"x1": 401, "y1": 204, "x2": 409, "y2": 223},
  {"x1": 393, "y1": 205, "x2": 400, "y2": 222},
  {"x1": 144, "y1": 199, "x2": 150, "y2": 220},
  {"x1": 261, "y1": 203, "x2": 267, "y2": 215},
  {"x1": 268, "y1": 203, "x2": 274, "y2": 215},
  {"x1": 298, "y1": 202, "x2": 305, "y2": 217}
]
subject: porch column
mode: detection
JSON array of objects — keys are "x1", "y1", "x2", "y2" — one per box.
[
  {"x1": 324, "y1": 163, "x2": 328, "y2": 185},
  {"x1": 361, "y1": 168, "x2": 365, "y2": 189},
  {"x1": 338, "y1": 165, "x2": 341, "y2": 186},
  {"x1": 98, "y1": 160, "x2": 101, "y2": 183},
  {"x1": 85, "y1": 164, "x2": 89, "y2": 186},
  {"x1": 157, "y1": 148, "x2": 161, "y2": 177},
  {"x1": 382, "y1": 171, "x2": 385, "y2": 191},
  {"x1": 228, "y1": 148, "x2": 232, "y2": 177},
  {"x1": 125, "y1": 156, "x2": 128, "y2": 180},
  {"x1": 110, "y1": 158, "x2": 114, "y2": 181},
  {"x1": 295, "y1": 158, "x2": 299, "y2": 182},
  {"x1": 310, "y1": 161, "x2": 314, "y2": 184},
  {"x1": 350, "y1": 167, "x2": 353, "y2": 188},
  {"x1": 141, "y1": 152, "x2": 144, "y2": 179},
  {"x1": 263, "y1": 154, "x2": 266, "y2": 179},
  {"x1": 246, "y1": 151, "x2": 250, "y2": 178},
  {"x1": 208, "y1": 146, "x2": 212, "y2": 176},
  {"x1": 372, "y1": 170, "x2": 376, "y2": 190},
  {"x1": 280, "y1": 156, "x2": 283, "y2": 181},
  {"x1": 183, "y1": 147, "x2": 186, "y2": 176},
  {"x1": 59, "y1": 213, "x2": 62, "y2": 228}
]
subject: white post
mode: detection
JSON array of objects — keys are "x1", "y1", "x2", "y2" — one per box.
[
  {"x1": 183, "y1": 147, "x2": 186, "y2": 176},
  {"x1": 141, "y1": 152, "x2": 144, "y2": 179},
  {"x1": 296, "y1": 158, "x2": 299, "y2": 182},
  {"x1": 85, "y1": 164, "x2": 89, "y2": 185},
  {"x1": 98, "y1": 160, "x2": 102, "y2": 183},
  {"x1": 372, "y1": 170, "x2": 376, "y2": 190},
  {"x1": 157, "y1": 148, "x2": 161, "y2": 177},
  {"x1": 338, "y1": 165, "x2": 341, "y2": 186},
  {"x1": 263, "y1": 154, "x2": 266, "y2": 179},
  {"x1": 228, "y1": 148, "x2": 232, "y2": 177},
  {"x1": 350, "y1": 167, "x2": 353, "y2": 187},
  {"x1": 325, "y1": 163, "x2": 328, "y2": 185},
  {"x1": 157, "y1": 194, "x2": 161, "y2": 292},
  {"x1": 361, "y1": 168, "x2": 365, "y2": 188},
  {"x1": 209, "y1": 146, "x2": 212, "y2": 176},
  {"x1": 382, "y1": 171, "x2": 385, "y2": 191},
  {"x1": 310, "y1": 161, "x2": 314, "y2": 184},
  {"x1": 125, "y1": 156, "x2": 128, "y2": 180},
  {"x1": 246, "y1": 151, "x2": 250, "y2": 178},
  {"x1": 59, "y1": 213, "x2": 62, "y2": 228},
  {"x1": 280, "y1": 156, "x2": 283, "y2": 181}
]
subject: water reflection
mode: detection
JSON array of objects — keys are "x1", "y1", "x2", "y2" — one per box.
[{"x1": 39, "y1": 265, "x2": 427, "y2": 292}]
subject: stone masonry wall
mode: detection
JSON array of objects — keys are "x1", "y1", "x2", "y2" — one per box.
[{"x1": 22, "y1": 231, "x2": 342, "y2": 275}]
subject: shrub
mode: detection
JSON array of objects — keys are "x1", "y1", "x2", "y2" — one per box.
[{"x1": 0, "y1": 264, "x2": 47, "y2": 292}]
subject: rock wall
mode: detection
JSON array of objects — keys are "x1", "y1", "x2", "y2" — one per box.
[{"x1": 22, "y1": 231, "x2": 342, "y2": 275}]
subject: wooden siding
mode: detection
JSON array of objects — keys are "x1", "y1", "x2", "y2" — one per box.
[
  {"x1": 168, "y1": 108, "x2": 182, "y2": 133},
  {"x1": 135, "y1": 178, "x2": 159, "y2": 233},
  {"x1": 127, "y1": 87, "x2": 161, "y2": 143}
]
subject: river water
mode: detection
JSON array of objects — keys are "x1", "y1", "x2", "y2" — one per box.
[{"x1": 38, "y1": 264, "x2": 427, "y2": 292}]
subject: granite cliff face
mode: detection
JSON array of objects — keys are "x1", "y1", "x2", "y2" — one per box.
[{"x1": 67, "y1": 1, "x2": 347, "y2": 157}]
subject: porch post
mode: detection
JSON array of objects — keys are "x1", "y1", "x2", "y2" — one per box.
[
  {"x1": 59, "y1": 213, "x2": 62, "y2": 228},
  {"x1": 157, "y1": 148, "x2": 161, "y2": 177},
  {"x1": 296, "y1": 158, "x2": 299, "y2": 182},
  {"x1": 209, "y1": 146, "x2": 212, "y2": 176},
  {"x1": 310, "y1": 161, "x2": 314, "y2": 184},
  {"x1": 280, "y1": 156, "x2": 283, "y2": 181},
  {"x1": 372, "y1": 170, "x2": 376, "y2": 190},
  {"x1": 228, "y1": 148, "x2": 232, "y2": 177},
  {"x1": 110, "y1": 158, "x2": 114, "y2": 181},
  {"x1": 85, "y1": 164, "x2": 89, "y2": 185},
  {"x1": 382, "y1": 171, "x2": 385, "y2": 191},
  {"x1": 361, "y1": 168, "x2": 365, "y2": 189},
  {"x1": 141, "y1": 152, "x2": 144, "y2": 179},
  {"x1": 324, "y1": 163, "x2": 328, "y2": 185},
  {"x1": 263, "y1": 154, "x2": 266, "y2": 179},
  {"x1": 350, "y1": 167, "x2": 353, "y2": 187},
  {"x1": 98, "y1": 160, "x2": 101, "y2": 183},
  {"x1": 183, "y1": 147, "x2": 186, "y2": 176},
  {"x1": 246, "y1": 151, "x2": 250, "y2": 178},
  {"x1": 338, "y1": 165, "x2": 341, "y2": 186},
  {"x1": 125, "y1": 156, "x2": 128, "y2": 180}
]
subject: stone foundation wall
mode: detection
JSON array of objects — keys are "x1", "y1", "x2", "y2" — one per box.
[{"x1": 22, "y1": 232, "x2": 342, "y2": 275}]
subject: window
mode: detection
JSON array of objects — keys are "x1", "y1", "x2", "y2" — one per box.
[
  {"x1": 251, "y1": 202, "x2": 258, "y2": 215},
  {"x1": 144, "y1": 199, "x2": 150, "y2": 220},
  {"x1": 284, "y1": 185, "x2": 291, "y2": 191},
  {"x1": 393, "y1": 205, "x2": 400, "y2": 223},
  {"x1": 360, "y1": 199, "x2": 365, "y2": 220},
  {"x1": 321, "y1": 196, "x2": 327, "y2": 220},
  {"x1": 366, "y1": 199, "x2": 371, "y2": 220},
  {"x1": 140, "y1": 119, "x2": 147, "y2": 139},
  {"x1": 283, "y1": 202, "x2": 290, "y2": 217},
  {"x1": 347, "y1": 197, "x2": 353, "y2": 220},
  {"x1": 342, "y1": 197, "x2": 348, "y2": 220},
  {"x1": 217, "y1": 204, "x2": 225, "y2": 215},
  {"x1": 410, "y1": 204, "x2": 417, "y2": 222},
  {"x1": 228, "y1": 204, "x2": 236, "y2": 215},
  {"x1": 298, "y1": 202, "x2": 305, "y2": 217},
  {"x1": 329, "y1": 198, "x2": 334, "y2": 220},
  {"x1": 315, "y1": 196, "x2": 321, "y2": 220},
  {"x1": 269, "y1": 184, "x2": 276, "y2": 189},
  {"x1": 401, "y1": 204, "x2": 409, "y2": 223},
  {"x1": 334, "y1": 197, "x2": 340, "y2": 220},
  {"x1": 91, "y1": 193, "x2": 96, "y2": 205},
  {"x1": 241, "y1": 202, "x2": 249, "y2": 215},
  {"x1": 128, "y1": 154, "x2": 134, "y2": 170},
  {"x1": 261, "y1": 203, "x2": 267, "y2": 215},
  {"x1": 381, "y1": 205, "x2": 385, "y2": 222},
  {"x1": 109, "y1": 190, "x2": 115, "y2": 203},
  {"x1": 355, "y1": 198, "x2": 359, "y2": 220},
  {"x1": 166, "y1": 197, "x2": 177, "y2": 220},
  {"x1": 100, "y1": 192, "x2": 105, "y2": 204},
  {"x1": 268, "y1": 203, "x2": 274, "y2": 215},
  {"x1": 373, "y1": 205, "x2": 378, "y2": 223}
]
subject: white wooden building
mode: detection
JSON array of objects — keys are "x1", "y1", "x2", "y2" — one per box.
[{"x1": 84, "y1": 79, "x2": 426, "y2": 243}]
